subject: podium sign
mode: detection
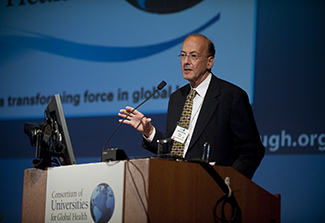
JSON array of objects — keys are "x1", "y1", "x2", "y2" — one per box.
[
  {"x1": 44, "y1": 162, "x2": 124, "y2": 223},
  {"x1": 22, "y1": 159, "x2": 280, "y2": 222}
]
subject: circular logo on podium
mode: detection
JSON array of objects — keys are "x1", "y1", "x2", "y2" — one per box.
[{"x1": 90, "y1": 183, "x2": 115, "y2": 223}]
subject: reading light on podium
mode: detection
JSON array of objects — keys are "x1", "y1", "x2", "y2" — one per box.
[
  {"x1": 24, "y1": 122, "x2": 44, "y2": 147},
  {"x1": 24, "y1": 121, "x2": 55, "y2": 169}
]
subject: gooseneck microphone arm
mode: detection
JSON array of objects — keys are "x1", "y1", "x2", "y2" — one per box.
[{"x1": 102, "y1": 81, "x2": 167, "y2": 151}]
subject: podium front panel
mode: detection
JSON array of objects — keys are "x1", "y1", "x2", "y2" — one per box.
[{"x1": 22, "y1": 159, "x2": 280, "y2": 223}]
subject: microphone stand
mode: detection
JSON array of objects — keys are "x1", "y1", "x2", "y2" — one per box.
[{"x1": 102, "y1": 81, "x2": 167, "y2": 151}]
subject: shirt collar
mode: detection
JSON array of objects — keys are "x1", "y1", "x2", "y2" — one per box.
[{"x1": 191, "y1": 73, "x2": 212, "y2": 98}]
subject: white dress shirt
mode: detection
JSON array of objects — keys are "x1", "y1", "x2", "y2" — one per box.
[{"x1": 144, "y1": 73, "x2": 212, "y2": 157}]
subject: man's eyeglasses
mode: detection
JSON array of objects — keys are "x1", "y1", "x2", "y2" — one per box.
[{"x1": 178, "y1": 53, "x2": 210, "y2": 61}]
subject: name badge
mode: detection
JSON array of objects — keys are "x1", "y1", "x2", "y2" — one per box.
[{"x1": 171, "y1": 125, "x2": 189, "y2": 144}]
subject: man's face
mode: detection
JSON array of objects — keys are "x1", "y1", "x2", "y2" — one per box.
[{"x1": 180, "y1": 36, "x2": 214, "y2": 88}]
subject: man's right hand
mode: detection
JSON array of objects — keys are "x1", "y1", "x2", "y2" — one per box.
[{"x1": 118, "y1": 106, "x2": 154, "y2": 138}]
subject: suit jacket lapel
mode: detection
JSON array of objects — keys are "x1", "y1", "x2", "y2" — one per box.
[{"x1": 188, "y1": 75, "x2": 220, "y2": 151}]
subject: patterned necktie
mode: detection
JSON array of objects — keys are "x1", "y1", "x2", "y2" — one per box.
[{"x1": 171, "y1": 89, "x2": 197, "y2": 157}]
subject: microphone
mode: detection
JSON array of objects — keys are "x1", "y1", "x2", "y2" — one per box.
[
  {"x1": 157, "y1": 81, "x2": 167, "y2": 90},
  {"x1": 102, "y1": 81, "x2": 167, "y2": 151}
]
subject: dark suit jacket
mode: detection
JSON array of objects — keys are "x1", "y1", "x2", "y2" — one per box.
[{"x1": 143, "y1": 74, "x2": 265, "y2": 179}]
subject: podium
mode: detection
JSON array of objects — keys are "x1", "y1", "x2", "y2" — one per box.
[{"x1": 22, "y1": 158, "x2": 280, "y2": 222}]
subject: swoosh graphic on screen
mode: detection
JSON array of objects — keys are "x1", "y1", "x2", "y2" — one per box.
[{"x1": 0, "y1": 13, "x2": 220, "y2": 62}]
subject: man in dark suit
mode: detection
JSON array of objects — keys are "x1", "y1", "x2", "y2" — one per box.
[{"x1": 119, "y1": 34, "x2": 264, "y2": 179}]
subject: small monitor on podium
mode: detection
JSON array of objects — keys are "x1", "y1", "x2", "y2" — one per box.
[
  {"x1": 45, "y1": 94, "x2": 76, "y2": 166},
  {"x1": 24, "y1": 94, "x2": 76, "y2": 169}
]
